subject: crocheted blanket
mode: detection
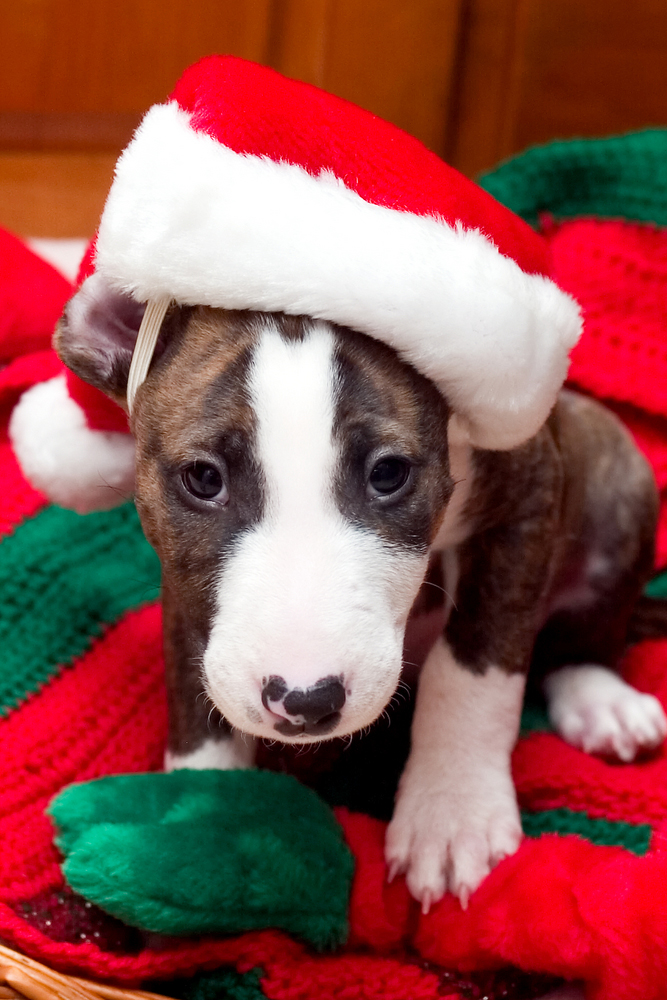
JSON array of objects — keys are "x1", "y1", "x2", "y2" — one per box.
[{"x1": 2, "y1": 130, "x2": 667, "y2": 1000}]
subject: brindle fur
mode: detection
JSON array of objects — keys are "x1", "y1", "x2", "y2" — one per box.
[
  {"x1": 131, "y1": 310, "x2": 268, "y2": 755},
  {"x1": 57, "y1": 306, "x2": 659, "y2": 759},
  {"x1": 448, "y1": 390, "x2": 657, "y2": 677},
  {"x1": 332, "y1": 329, "x2": 453, "y2": 552}
]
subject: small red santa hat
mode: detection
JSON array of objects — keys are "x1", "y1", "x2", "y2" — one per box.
[{"x1": 11, "y1": 55, "x2": 581, "y2": 512}]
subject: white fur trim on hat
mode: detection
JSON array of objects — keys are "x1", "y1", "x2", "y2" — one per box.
[
  {"x1": 95, "y1": 102, "x2": 581, "y2": 450},
  {"x1": 9, "y1": 375, "x2": 136, "y2": 514}
]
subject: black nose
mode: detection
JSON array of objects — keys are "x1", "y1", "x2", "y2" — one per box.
[
  {"x1": 282, "y1": 675, "x2": 346, "y2": 726},
  {"x1": 262, "y1": 674, "x2": 347, "y2": 736}
]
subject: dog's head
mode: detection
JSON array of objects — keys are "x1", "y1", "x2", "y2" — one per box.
[{"x1": 56, "y1": 278, "x2": 453, "y2": 741}]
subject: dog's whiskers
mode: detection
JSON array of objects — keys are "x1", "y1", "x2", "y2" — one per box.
[
  {"x1": 391, "y1": 679, "x2": 412, "y2": 704},
  {"x1": 419, "y1": 579, "x2": 457, "y2": 609},
  {"x1": 97, "y1": 477, "x2": 134, "y2": 504}
]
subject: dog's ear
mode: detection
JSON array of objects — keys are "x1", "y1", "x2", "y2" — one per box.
[{"x1": 54, "y1": 273, "x2": 146, "y2": 403}]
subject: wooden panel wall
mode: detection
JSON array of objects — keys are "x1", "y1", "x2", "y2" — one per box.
[
  {"x1": 449, "y1": 0, "x2": 667, "y2": 177},
  {"x1": 269, "y1": 0, "x2": 464, "y2": 160},
  {"x1": 0, "y1": 0, "x2": 464, "y2": 236},
  {"x1": 1, "y1": 0, "x2": 667, "y2": 236},
  {"x1": 0, "y1": 0, "x2": 274, "y2": 144},
  {"x1": 0, "y1": 0, "x2": 278, "y2": 236}
]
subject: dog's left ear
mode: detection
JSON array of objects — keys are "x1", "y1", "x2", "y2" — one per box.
[{"x1": 55, "y1": 273, "x2": 146, "y2": 405}]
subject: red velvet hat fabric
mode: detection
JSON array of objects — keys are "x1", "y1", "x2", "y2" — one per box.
[{"x1": 172, "y1": 56, "x2": 551, "y2": 280}]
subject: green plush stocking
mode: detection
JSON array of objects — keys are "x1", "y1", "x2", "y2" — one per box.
[{"x1": 49, "y1": 769, "x2": 354, "y2": 950}]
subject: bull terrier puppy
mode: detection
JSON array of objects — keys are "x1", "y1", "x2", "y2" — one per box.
[{"x1": 48, "y1": 281, "x2": 666, "y2": 911}]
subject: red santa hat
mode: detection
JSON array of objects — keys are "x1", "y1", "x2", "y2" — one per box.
[{"x1": 10, "y1": 55, "x2": 581, "y2": 512}]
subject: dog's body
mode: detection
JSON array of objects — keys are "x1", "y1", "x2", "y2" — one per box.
[{"x1": 53, "y1": 292, "x2": 667, "y2": 910}]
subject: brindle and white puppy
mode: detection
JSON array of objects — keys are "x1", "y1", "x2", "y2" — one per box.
[{"x1": 55, "y1": 293, "x2": 667, "y2": 912}]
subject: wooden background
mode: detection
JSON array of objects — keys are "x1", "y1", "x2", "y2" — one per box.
[{"x1": 1, "y1": 0, "x2": 666, "y2": 237}]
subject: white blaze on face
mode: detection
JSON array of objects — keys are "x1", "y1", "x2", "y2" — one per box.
[{"x1": 203, "y1": 318, "x2": 428, "y2": 741}]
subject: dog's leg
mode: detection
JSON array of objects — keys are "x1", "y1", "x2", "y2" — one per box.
[
  {"x1": 545, "y1": 664, "x2": 666, "y2": 761},
  {"x1": 539, "y1": 391, "x2": 667, "y2": 760},
  {"x1": 538, "y1": 507, "x2": 667, "y2": 762},
  {"x1": 385, "y1": 435, "x2": 562, "y2": 910},
  {"x1": 385, "y1": 635, "x2": 524, "y2": 912}
]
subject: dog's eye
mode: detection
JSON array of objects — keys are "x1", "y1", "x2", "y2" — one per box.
[
  {"x1": 368, "y1": 457, "x2": 411, "y2": 497},
  {"x1": 181, "y1": 462, "x2": 227, "y2": 502}
]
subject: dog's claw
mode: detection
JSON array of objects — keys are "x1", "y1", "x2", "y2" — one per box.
[
  {"x1": 386, "y1": 859, "x2": 402, "y2": 884},
  {"x1": 386, "y1": 762, "x2": 521, "y2": 911}
]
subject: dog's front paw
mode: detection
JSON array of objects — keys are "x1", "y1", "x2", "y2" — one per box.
[
  {"x1": 385, "y1": 763, "x2": 522, "y2": 913},
  {"x1": 545, "y1": 664, "x2": 667, "y2": 762}
]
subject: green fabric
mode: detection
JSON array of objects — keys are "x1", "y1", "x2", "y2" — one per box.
[
  {"x1": 49, "y1": 769, "x2": 354, "y2": 950},
  {"x1": 479, "y1": 129, "x2": 667, "y2": 227},
  {"x1": 646, "y1": 571, "x2": 667, "y2": 599},
  {"x1": 151, "y1": 968, "x2": 265, "y2": 1000},
  {"x1": 520, "y1": 701, "x2": 552, "y2": 734},
  {"x1": 0, "y1": 502, "x2": 160, "y2": 714},
  {"x1": 522, "y1": 807, "x2": 652, "y2": 855}
]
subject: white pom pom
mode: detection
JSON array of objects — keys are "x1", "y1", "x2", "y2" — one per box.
[{"x1": 9, "y1": 375, "x2": 136, "y2": 514}]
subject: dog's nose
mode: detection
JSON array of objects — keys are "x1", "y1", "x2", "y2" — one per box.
[
  {"x1": 261, "y1": 674, "x2": 346, "y2": 735},
  {"x1": 283, "y1": 676, "x2": 346, "y2": 724}
]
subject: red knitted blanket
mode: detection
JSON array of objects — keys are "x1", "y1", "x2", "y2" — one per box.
[{"x1": 2, "y1": 170, "x2": 667, "y2": 1000}]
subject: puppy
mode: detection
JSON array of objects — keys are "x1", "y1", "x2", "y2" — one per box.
[{"x1": 52, "y1": 283, "x2": 667, "y2": 912}]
